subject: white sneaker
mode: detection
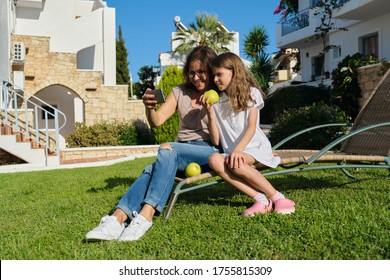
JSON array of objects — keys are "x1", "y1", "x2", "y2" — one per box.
[
  {"x1": 118, "y1": 212, "x2": 152, "y2": 242},
  {"x1": 85, "y1": 215, "x2": 125, "y2": 241}
]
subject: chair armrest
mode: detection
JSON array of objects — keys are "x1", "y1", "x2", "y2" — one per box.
[
  {"x1": 307, "y1": 122, "x2": 390, "y2": 164},
  {"x1": 273, "y1": 123, "x2": 348, "y2": 150}
]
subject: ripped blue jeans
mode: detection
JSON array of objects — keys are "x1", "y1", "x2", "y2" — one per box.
[{"x1": 115, "y1": 141, "x2": 220, "y2": 217}]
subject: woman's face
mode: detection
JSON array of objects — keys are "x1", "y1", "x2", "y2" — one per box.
[
  {"x1": 213, "y1": 67, "x2": 233, "y2": 92},
  {"x1": 188, "y1": 60, "x2": 211, "y2": 92}
]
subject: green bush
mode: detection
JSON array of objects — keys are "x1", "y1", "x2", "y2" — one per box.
[
  {"x1": 117, "y1": 123, "x2": 136, "y2": 145},
  {"x1": 66, "y1": 120, "x2": 152, "y2": 147},
  {"x1": 66, "y1": 122, "x2": 120, "y2": 147},
  {"x1": 262, "y1": 85, "x2": 331, "y2": 124},
  {"x1": 119, "y1": 119, "x2": 153, "y2": 146},
  {"x1": 268, "y1": 103, "x2": 349, "y2": 149},
  {"x1": 151, "y1": 65, "x2": 183, "y2": 144}
]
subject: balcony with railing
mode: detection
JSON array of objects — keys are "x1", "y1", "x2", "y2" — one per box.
[
  {"x1": 281, "y1": 9, "x2": 310, "y2": 36},
  {"x1": 276, "y1": 0, "x2": 358, "y2": 48}
]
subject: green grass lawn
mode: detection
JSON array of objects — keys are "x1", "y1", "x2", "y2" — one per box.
[{"x1": 0, "y1": 156, "x2": 389, "y2": 260}]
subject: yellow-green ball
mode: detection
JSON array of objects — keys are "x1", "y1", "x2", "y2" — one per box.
[
  {"x1": 204, "y1": 89, "x2": 219, "y2": 104},
  {"x1": 185, "y1": 162, "x2": 202, "y2": 177}
]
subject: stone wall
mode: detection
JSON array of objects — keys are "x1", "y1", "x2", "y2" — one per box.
[
  {"x1": 61, "y1": 145, "x2": 159, "y2": 162},
  {"x1": 12, "y1": 35, "x2": 147, "y2": 127},
  {"x1": 357, "y1": 63, "x2": 384, "y2": 109}
]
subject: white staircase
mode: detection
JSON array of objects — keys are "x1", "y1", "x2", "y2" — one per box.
[
  {"x1": 1, "y1": 77, "x2": 66, "y2": 167},
  {"x1": 0, "y1": 125, "x2": 58, "y2": 166}
]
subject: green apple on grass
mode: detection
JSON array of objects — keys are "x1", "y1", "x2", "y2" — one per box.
[
  {"x1": 204, "y1": 89, "x2": 219, "y2": 104},
  {"x1": 185, "y1": 162, "x2": 202, "y2": 177}
]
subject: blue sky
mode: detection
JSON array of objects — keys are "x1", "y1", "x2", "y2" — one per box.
[{"x1": 105, "y1": 0, "x2": 281, "y2": 82}]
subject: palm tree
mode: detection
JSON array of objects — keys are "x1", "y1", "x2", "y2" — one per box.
[
  {"x1": 172, "y1": 13, "x2": 236, "y2": 55},
  {"x1": 244, "y1": 25, "x2": 274, "y2": 93},
  {"x1": 244, "y1": 26, "x2": 270, "y2": 60}
]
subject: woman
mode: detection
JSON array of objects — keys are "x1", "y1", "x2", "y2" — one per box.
[{"x1": 85, "y1": 46, "x2": 220, "y2": 242}]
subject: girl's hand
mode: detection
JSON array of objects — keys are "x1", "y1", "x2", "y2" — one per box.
[
  {"x1": 200, "y1": 94, "x2": 214, "y2": 113},
  {"x1": 226, "y1": 149, "x2": 246, "y2": 169},
  {"x1": 142, "y1": 88, "x2": 158, "y2": 110}
]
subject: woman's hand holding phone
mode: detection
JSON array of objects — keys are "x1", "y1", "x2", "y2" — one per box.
[{"x1": 142, "y1": 88, "x2": 165, "y2": 110}]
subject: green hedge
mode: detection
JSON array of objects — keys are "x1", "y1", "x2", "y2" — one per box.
[
  {"x1": 65, "y1": 120, "x2": 153, "y2": 147},
  {"x1": 262, "y1": 85, "x2": 331, "y2": 124},
  {"x1": 268, "y1": 103, "x2": 349, "y2": 149}
]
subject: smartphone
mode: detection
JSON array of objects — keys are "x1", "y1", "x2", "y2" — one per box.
[{"x1": 149, "y1": 88, "x2": 165, "y2": 103}]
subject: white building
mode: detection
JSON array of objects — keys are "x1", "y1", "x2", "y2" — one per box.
[
  {"x1": 1, "y1": 0, "x2": 116, "y2": 84},
  {"x1": 1, "y1": 0, "x2": 146, "y2": 166},
  {"x1": 276, "y1": 0, "x2": 390, "y2": 82}
]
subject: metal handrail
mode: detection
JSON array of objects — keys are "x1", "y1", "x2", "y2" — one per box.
[{"x1": 0, "y1": 76, "x2": 67, "y2": 165}]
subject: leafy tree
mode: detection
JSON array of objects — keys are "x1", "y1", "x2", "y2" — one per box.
[
  {"x1": 172, "y1": 13, "x2": 236, "y2": 55},
  {"x1": 151, "y1": 66, "x2": 183, "y2": 144},
  {"x1": 309, "y1": 0, "x2": 348, "y2": 81},
  {"x1": 132, "y1": 82, "x2": 142, "y2": 99},
  {"x1": 243, "y1": 25, "x2": 274, "y2": 93},
  {"x1": 136, "y1": 66, "x2": 156, "y2": 98},
  {"x1": 244, "y1": 25, "x2": 269, "y2": 59},
  {"x1": 116, "y1": 25, "x2": 129, "y2": 85}
]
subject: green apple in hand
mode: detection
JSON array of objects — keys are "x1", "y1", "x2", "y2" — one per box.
[
  {"x1": 185, "y1": 162, "x2": 202, "y2": 177},
  {"x1": 204, "y1": 89, "x2": 219, "y2": 104}
]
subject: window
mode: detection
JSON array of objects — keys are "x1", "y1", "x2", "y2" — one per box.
[
  {"x1": 361, "y1": 33, "x2": 378, "y2": 58},
  {"x1": 312, "y1": 55, "x2": 324, "y2": 78},
  {"x1": 333, "y1": 46, "x2": 342, "y2": 58},
  {"x1": 311, "y1": 0, "x2": 321, "y2": 7},
  {"x1": 41, "y1": 105, "x2": 57, "y2": 120}
]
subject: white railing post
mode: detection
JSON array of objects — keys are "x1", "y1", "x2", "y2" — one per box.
[{"x1": 1, "y1": 76, "x2": 67, "y2": 166}]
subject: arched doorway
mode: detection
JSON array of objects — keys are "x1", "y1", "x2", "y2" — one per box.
[{"x1": 29, "y1": 85, "x2": 84, "y2": 148}]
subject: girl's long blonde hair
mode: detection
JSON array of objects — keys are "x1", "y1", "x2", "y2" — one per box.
[{"x1": 212, "y1": 52, "x2": 264, "y2": 112}]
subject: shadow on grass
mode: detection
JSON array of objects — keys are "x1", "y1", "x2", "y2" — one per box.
[
  {"x1": 174, "y1": 172, "x2": 373, "y2": 208},
  {"x1": 86, "y1": 168, "x2": 384, "y2": 212},
  {"x1": 87, "y1": 176, "x2": 137, "y2": 193}
]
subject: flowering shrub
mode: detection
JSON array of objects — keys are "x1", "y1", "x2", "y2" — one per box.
[{"x1": 274, "y1": 0, "x2": 299, "y2": 17}]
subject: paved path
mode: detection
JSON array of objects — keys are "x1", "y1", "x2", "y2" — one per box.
[{"x1": 0, "y1": 152, "x2": 157, "y2": 174}]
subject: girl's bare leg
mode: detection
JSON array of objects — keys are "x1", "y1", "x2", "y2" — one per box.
[{"x1": 208, "y1": 153, "x2": 277, "y2": 197}]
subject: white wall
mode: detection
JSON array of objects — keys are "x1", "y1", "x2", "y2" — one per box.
[
  {"x1": 0, "y1": 0, "x2": 15, "y2": 80},
  {"x1": 15, "y1": 0, "x2": 116, "y2": 86}
]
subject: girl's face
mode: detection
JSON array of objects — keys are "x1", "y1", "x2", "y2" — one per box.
[
  {"x1": 213, "y1": 67, "x2": 233, "y2": 92},
  {"x1": 188, "y1": 60, "x2": 210, "y2": 92}
]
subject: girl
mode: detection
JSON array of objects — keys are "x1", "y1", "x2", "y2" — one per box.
[{"x1": 203, "y1": 52, "x2": 295, "y2": 216}]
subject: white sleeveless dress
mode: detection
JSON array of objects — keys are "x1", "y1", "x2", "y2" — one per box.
[{"x1": 213, "y1": 87, "x2": 280, "y2": 168}]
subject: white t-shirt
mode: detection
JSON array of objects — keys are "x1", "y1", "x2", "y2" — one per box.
[{"x1": 213, "y1": 87, "x2": 280, "y2": 168}]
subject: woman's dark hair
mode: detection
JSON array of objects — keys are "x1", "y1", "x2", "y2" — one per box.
[{"x1": 182, "y1": 46, "x2": 217, "y2": 89}]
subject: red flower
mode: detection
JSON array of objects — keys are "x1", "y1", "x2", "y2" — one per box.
[
  {"x1": 274, "y1": 4, "x2": 285, "y2": 14},
  {"x1": 274, "y1": 1, "x2": 287, "y2": 16}
]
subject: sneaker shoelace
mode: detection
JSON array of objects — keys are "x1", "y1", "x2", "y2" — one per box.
[{"x1": 129, "y1": 212, "x2": 147, "y2": 235}]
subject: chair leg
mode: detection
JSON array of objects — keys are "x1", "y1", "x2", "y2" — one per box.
[
  {"x1": 164, "y1": 192, "x2": 179, "y2": 219},
  {"x1": 340, "y1": 167, "x2": 358, "y2": 180}
]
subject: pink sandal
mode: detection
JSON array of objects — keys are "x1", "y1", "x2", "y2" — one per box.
[
  {"x1": 242, "y1": 199, "x2": 273, "y2": 217},
  {"x1": 274, "y1": 198, "x2": 295, "y2": 214}
]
